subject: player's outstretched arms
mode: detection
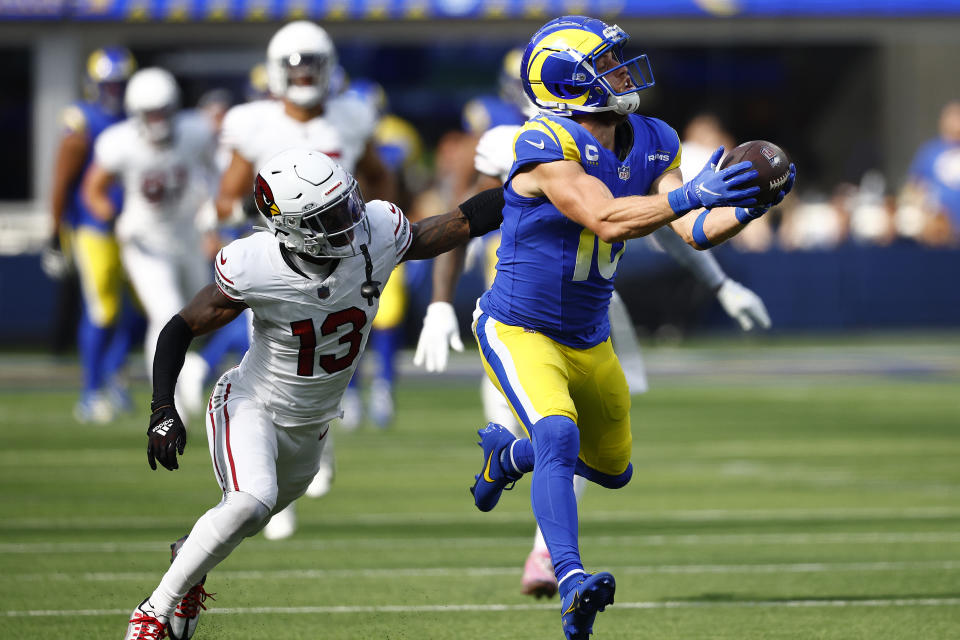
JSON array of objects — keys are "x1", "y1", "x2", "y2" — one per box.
[
  {"x1": 147, "y1": 285, "x2": 247, "y2": 471},
  {"x1": 81, "y1": 163, "x2": 118, "y2": 222},
  {"x1": 401, "y1": 187, "x2": 505, "y2": 262},
  {"x1": 510, "y1": 159, "x2": 694, "y2": 243},
  {"x1": 215, "y1": 151, "x2": 254, "y2": 223},
  {"x1": 666, "y1": 162, "x2": 796, "y2": 250}
]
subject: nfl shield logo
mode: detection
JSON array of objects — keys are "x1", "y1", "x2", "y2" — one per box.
[{"x1": 618, "y1": 164, "x2": 630, "y2": 180}]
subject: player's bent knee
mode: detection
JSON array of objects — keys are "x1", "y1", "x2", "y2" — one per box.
[
  {"x1": 213, "y1": 491, "x2": 272, "y2": 542},
  {"x1": 530, "y1": 415, "x2": 580, "y2": 465},
  {"x1": 575, "y1": 460, "x2": 633, "y2": 489}
]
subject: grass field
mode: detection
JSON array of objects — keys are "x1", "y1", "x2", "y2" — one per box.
[{"x1": 1, "y1": 337, "x2": 959, "y2": 639}]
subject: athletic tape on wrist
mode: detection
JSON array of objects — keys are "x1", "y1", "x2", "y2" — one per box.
[{"x1": 692, "y1": 209, "x2": 713, "y2": 248}]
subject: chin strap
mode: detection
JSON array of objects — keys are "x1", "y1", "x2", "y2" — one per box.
[{"x1": 359, "y1": 244, "x2": 381, "y2": 306}]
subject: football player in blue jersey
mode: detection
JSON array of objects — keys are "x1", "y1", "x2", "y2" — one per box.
[
  {"x1": 46, "y1": 46, "x2": 143, "y2": 423},
  {"x1": 466, "y1": 16, "x2": 795, "y2": 639}
]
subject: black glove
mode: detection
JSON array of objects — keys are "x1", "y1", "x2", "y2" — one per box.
[{"x1": 147, "y1": 405, "x2": 187, "y2": 471}]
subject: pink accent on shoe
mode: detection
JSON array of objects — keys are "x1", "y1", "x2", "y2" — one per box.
[{"x1": 521, "y1": 548, "x2": 558, "y2": 599}]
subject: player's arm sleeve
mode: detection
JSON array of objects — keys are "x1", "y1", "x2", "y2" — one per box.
[
  {"x1": 213, "y1": 243, "x2": 249, "y2": 303},
  {"x1": 507, "y1": 119, "x2": 573, "y2": 181},
  {"x1": 93, "y1": 126, "x2": 125, "y2": 174}
]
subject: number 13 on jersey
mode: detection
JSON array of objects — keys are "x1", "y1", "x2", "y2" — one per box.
[
  {"x1": 572, "y1": 229, "x2": 625, "y2": 281},
  {"x1": 290, "y1": 307, "x2": 367, "y2": 376}
]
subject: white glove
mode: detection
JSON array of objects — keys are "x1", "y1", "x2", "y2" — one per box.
[
  {"x1": 716, "y1": 279, "x2": 771, "y2": 331},
  {"x1": 413, "y1": 301, "x2": 464, "y2": 372}
]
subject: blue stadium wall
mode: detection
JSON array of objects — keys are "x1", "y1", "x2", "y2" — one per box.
[{"x1": 1, "y1": 245, "x2": 958, "y2": 346}]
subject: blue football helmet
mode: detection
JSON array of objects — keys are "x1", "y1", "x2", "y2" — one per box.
[
  {"x1": 521, "y1": 16, "x2": 654, "y2": 116},
  {"x1": 84, "y1": 46, "x2": 136, "y2": 115}
]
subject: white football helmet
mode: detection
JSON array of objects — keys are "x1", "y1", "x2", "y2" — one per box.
[
  {"x1": 254, "y1": 148, "x2": 370, "y2": 259},
  {"x1": 124, "y1": 67, "x2": 179, "y2": 143},
  {"x1": 266, "y1": 21, "x2": 337, "y2": 108}
]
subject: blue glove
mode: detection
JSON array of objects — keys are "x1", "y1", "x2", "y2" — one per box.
[
  {"x1": 669, "y1": 146, "x2": 760, "y2": 215},
  {"x1": 735, "y1": 163, "x2": 796, "y2": 223}
]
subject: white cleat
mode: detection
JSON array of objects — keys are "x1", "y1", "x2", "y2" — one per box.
[
  {"x1": 124, "y1": 598, "x2": 168, "y2": 640},
  {"x1": 305, "y1": 463, "x2": 334, "y2": 498},
  {"x1": 73, "y1": 391, "x2": 114, "y2": 425},
  {"x1": 167, "y1": 536, "x2": 214, "y2": 640},
  {"x1": 263, "y1": 504, "x2": 297, "y2": 540},
  {"x1": 340, "y1": 387, "x2": 362, "y2": 430},
  {"x1": 369, "y1": 378, "x2": 394, "y2": 429}
]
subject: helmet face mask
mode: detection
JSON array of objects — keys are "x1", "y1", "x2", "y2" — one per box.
[
  {"x1": 522, "y1": 16, "x2": 655, "y2": 117},
  {"x1": 254, "y1": 150, "x2": 370, "y2": 260}
]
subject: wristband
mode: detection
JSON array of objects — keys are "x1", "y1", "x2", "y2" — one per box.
[
  {"x1": 691, "y1": 209, "x2": 713, "y2": 249},
  {"x1": 735, "y1": 207, "x2": 761, "y2": 224},
  {"x1": 668, "y1": 187, "x2": 694, "y2": 216}
]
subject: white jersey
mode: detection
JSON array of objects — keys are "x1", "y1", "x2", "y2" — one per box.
[
  {"x1": 213, "y1": 200, "x2": 413, "y2": 427},
  {"x1": 221, "y1": 97, "x2": 375, "y2": 174},
  {"x1": 95, "y1": 112, "x2": 216, "y2": 251},
  {"x1": 475, "y1": 124, "x2": 521, "y2": 182}
]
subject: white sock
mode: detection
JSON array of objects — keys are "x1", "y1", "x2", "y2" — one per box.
[
  {"x1": 150, "y1": 492, "x2": 269, "y2": 617},
  {"x1": 532, "y1": 474, "x2": 588, "y2": 554}
]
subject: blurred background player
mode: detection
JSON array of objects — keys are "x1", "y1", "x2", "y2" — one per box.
[
  {"x1": 416, "y1": 49, "x2": 772, "y2": 599},
  {"x1": 213, "y1": 20, "x2": 394, "y2": 540},
  {"x1": 82, "y1": 67, "x2": 216, "y2": 418},
  {"x1": 45, "y1": 46, "x2": 144, "y2": 423},
  {"x1": 901, "y1": 100, "x2": 960, "y2": 246}
]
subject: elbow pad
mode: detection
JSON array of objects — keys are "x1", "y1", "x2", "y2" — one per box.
[{"x1": 458, "y1": 187, "x2": 505, "y2": 238}]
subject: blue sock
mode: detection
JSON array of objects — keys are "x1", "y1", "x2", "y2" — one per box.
[
  {"x1": 77, "y1": 313, "x2": 112, "y2": 396},
  {"x1": 370, "y1": 327, "x2": 400, "y2": 386},
  {"x1": 102, "y1": 304, "x2": 144, "y2": 382},
  {"x1": 500, "y1": 436, "x2": 535, "y2": 475},
  {"x1": 529, "y1": 415, "x2": 583, "y2": 587}
]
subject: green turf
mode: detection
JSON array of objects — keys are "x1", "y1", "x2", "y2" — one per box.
[{"x1": 1, "y1": 345, "x2": 959, "y2": 639}]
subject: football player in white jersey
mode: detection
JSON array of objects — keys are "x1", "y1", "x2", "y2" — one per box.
[
  {"x1": 83, "y1": 67, "x2": 216, "y2": 405},
  {"x1": 123, "y1": 148, "x2": 506, "y2": 640},
  {"x1": 212, "y1": 22, "x2": 393, "y2": 539},
  {"x1": 415, "y1": 110, "x2": 772, "y2": 599},
  {"x1": 215, "y1": 20, "x2": 392, "y2": 224}
]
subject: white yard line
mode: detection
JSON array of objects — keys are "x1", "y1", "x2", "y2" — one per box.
[
  {"x1": 4, "y1": 531, "x2": 960, "y2": 554},
  {"x1": 11, "y1": 560, "x2": 960, "y2": 583},
  {"x1": 3, "y1": 505, "x2": 960, "y2": 530},
  {"x1": 5, "y1": 597, "x2": 960, "y2": 618}
]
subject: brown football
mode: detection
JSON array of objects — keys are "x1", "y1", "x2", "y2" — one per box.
[{"x1": 719, "y1": 140, "x2": 792, "y2": 206}]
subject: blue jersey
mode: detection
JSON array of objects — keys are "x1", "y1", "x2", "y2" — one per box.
[
  {"x1": 60, "y1": 101, "x2": 124, "y2": 231},
  {"x1": 909, "y1": 138, "x2": 960, "y2": 225},
  {"x1": 480, "y1": 113, "x2": 681, "y2": 348},
  {"x1": 461, "y1": 95, "x2": 526, "y2": 135}
]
